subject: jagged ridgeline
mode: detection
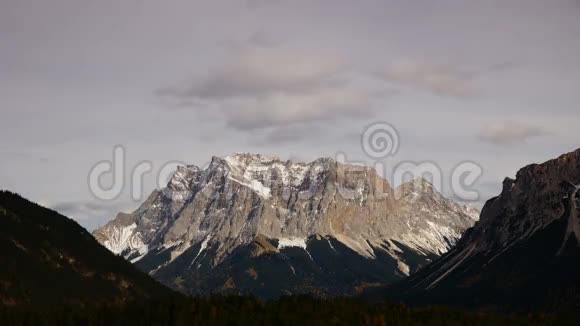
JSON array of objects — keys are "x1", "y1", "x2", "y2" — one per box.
[
  {"x1": 94, "y1": 153, "x2": 478, "y2": 298},
  {"x1": 384, "y1": 148, "x2": 580, "y2": 312},
  {"x1": 0, "y1": 191, "x2": 171, "y2": 305}
]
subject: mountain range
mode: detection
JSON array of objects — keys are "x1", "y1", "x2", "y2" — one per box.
[
  {"x1": 93, "y1": 153, "x2": 477, "y2": 298},
  {"x1": 2, "y1": 148, "x2": 579, "y2": 314}
]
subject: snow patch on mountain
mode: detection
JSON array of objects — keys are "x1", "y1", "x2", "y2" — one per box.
[
  {"x1": 101, "y1": 223, "x2": 148, "y2": 257},
  {"x1": 397, "y1": 261, "x2": 410, "y2": 276},
  {"x1": 228, "y1": 176, "x2": 272, "y2": 199},
  {"x1": 189, "y1": 235, "x2": 211, "y2": 268},
  {"x1": 277, "y1": 237, "x2": 308, "y2": 249}
]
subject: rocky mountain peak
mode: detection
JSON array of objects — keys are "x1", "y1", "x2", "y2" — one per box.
[
  {"x1": 389, "y1": 148, "x2": 580, "y2": 310},
  {"x1": 395, "y1": 177, "x2": 436, "y2": 199},
  {"x1": 94, "y1": 153, "x2": 477, "y2": 297},
  {"x1": 226, "y1": 152, "x2": 282, "y2": 164},
  {"x1": 473, "y1": 149, "x2": 580, "y2": 250},
  {"x1": 167, "y1": 165, "x2": 201, "y2": 191}
]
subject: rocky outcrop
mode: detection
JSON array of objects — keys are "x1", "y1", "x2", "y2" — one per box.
[
  {"x1": 94, "y1": 153, "x2": 477, "y2": 297},
  {"x1": 386, "y1": 148, "x2": 580, "y2": 312}
]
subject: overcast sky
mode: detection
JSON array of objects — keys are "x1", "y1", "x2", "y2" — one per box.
[{"x1": 1, "y1": 0, "x2": 579, "y2": 230}]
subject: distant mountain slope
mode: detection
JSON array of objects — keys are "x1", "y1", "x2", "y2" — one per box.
[
  {"x1": 0, "y1": 191, "x2": 171, "y2": 306},
  {"x1": 94, "y1": 153, "x2": 477, "y2": 298},
  {"x1": 385, "y1": 149, "x2": 580, "y2": 312}
]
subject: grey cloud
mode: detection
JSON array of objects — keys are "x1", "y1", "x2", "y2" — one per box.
[
  {"x1": 156, "y1": 46, "x2": 382, "y2": 131},
  {"x1": 216, "y1": 30, "x2": 279, "y2": 51},
  {"x1": 222, "y1": 88, "x2": 374, "y2": 130},
  {"x1": 247, "y1": 30, "x2": 278, "y2": 48},
  {"x1": 158, "y1": 47, "x2": 345, "y2": 100},
  {"x1": 486, "y1": 61, "x2": 519, "y2": 72},
  {"x1": 266, "y1": 128, "x2": 308, "y2": 144},
  {"x1": 377, "y1": 60, "x2": 475, "y2": 97},
  {"x1": 478, "y1": 121, "x2": 551, "y2": 146},
  {"x1": 249, "y1": 124, "x2": 327, "y2": 146}
]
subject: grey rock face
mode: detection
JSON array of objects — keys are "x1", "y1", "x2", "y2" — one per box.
[
  {"x1": 93, "y1": 153, "x2": 477, "y2": 296},
  {"x1": 451, "y1": 148, "x2": 580, "y2": 257},
  {"x1": 387, "y1": 148, "x2": 580, "y2": 311}
]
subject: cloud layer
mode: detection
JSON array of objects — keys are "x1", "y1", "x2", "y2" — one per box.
[
  {"x1": 156, "y1": 46, "x2": 382, "y2": 133},
  {"x1": 378, "y1": 60, "x2": 475, "y2": 97},
  {"x1": 478, "y1": 121, "x2": 550, "y2": 146},
  {"x1": 157, "y1": 51, "x2": 481, "y2": 138}
]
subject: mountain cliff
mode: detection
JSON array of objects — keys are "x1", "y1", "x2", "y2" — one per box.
[
  {"x1": 94, "y1": 153, "x2": 477, "y2": 298},
  {"x1": 386, "y1": 148, "x2": 580, "y2": 312}
]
